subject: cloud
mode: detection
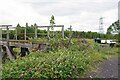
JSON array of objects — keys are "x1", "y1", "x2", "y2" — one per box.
[
  {"x1": 0, "y1": 0, "x2": 42, "y2": 26},
  {"x1": 24, "y1": 1, "x2": 118, "y2": 16},
  {"x1": 0, "y1": 0, "x2": 119, "y2": 33}
]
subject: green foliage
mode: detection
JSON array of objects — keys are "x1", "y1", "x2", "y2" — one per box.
[
  {"x1": 2, "y1": 39, "x2": 118, "y2": 78},
  {"x1": 50, "y1": 15, "x2": 55, "y2": 30},
  {"x1": 16, "y1": 23, "x2": 21, "y2": 27},
  {"x1": 2, "y1": 30, "x2": 15, "y2": 39},
  {"x1": 64, "y1": 31, "x2": 114, "y2": 39},
  {"x1": 106, "y1": 20, "x2": 120, "y2": 41},
  {"x1": 107, "y1": 20, "x2": 119, "y2": 34}
]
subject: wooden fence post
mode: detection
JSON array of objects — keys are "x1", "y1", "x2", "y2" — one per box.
[
  {"x1": 15, "y1": 27, "x2": 17, "y2": 40},
  {"x1": 35, "y1": 26, "x2": 37, "y2": 38},
  {"x1": 24, "y1": 27, "x2": 26, "y2": 40},
  {"x1": 47, "y1": 26, "x2": 50, "y2": 40},
  {"x1": 62, "y1": 26, "x2": 64, "y2": 39},
  {"x1": 6, "y1": 26, "x2": 9, "y2": 46}
]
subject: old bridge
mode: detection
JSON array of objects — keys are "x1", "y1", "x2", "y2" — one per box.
[{"x1": 0, "y1": 25, "x2": 64, "y2": 61}]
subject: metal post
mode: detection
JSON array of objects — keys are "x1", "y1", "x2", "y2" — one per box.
[
  {"x1": 24, "y1": 27, "x2": 26, "y2": 40},
  {"x1": 62, "y1": 26, "x2": 64, "y2": 38}
]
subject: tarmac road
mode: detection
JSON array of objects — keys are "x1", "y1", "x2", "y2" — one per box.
[{"x1": 85, "y1": 56, "x2": 119, "y2": 78}]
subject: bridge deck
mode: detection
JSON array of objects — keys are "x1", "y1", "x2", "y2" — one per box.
[
  {"x1": 0, "y1": 40, "x2": 49, "y2": 60},
  {"x1": 0, "y1": 40, "x2": 45, "y2": 48}
]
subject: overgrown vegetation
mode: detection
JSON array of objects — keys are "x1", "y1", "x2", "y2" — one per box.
[{"x1": 2, "y1": 38, "x2": 118, "y2": 79}]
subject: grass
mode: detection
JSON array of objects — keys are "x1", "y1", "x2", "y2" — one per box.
[{"x1": 1, "y1": 38, "x2": 118, "y2": 79}]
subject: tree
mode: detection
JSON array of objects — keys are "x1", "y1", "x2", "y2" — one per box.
[
  {"x1": 50, "y1": 15, "x2": 55, "y2": 30},
  {"x1": 49, "y1": 15, "x2": 55, "y2": 38},
  {"x1": 16, "y1": 23, "x2": 21, "y2": 27},
  {"x1": 34, "y1": 23, "x2": 37, "y2": 27},
  {"x1": 26, "y1": 23, "x2": 29, "y2": 27},
  {"x1": 107, "y1": 20, "x2": 119, "y2": 34},
  {"x1": 106, "y1": 20, "x2": 120, "y2": 40},
  {"x1": 31, "y1": 25, "x2": 34, "y2": 27}
]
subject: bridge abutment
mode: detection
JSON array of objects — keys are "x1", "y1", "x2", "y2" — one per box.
[{"x1": 2, "y1": 46, "x2": 16, "y2": 63}]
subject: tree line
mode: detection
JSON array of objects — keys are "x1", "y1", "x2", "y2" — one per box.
[{"x1": 106, "y1": 20, "x2": 119, "y2": 41}]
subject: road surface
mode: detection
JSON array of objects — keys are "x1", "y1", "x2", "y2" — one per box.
[{"x1": 85, "y1": 56, "x2": 119, "y2": 78}]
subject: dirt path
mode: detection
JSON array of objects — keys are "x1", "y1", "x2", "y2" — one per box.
[{"x1": 85, "y1": 56, "x2": 119, "y2": 78}]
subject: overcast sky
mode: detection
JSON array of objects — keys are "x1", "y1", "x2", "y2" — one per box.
[{"x1": 0, "y1": 0, "x2": 119, "y2": 33}]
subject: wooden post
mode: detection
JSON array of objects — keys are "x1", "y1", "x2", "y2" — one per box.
[
  {"x1": 4, "y1": 45, "x2": 16, "y2": 60},
  {"x1": 24, "y1": 27, "x2": 26, "y2": 40},
  {"x1": 47, "y1": 26, "x2": 50, "y2": 40},
  {"x1": 35, "y1": 26, "x2": 37, "y2": 38},
  {"x1": 15, "y1": 27, "x2": 17, "y2": 40},
  {"x1": 0, "y1": 25, "x2": 11, "y2": 41},
  {"x1": 62, "y1": 26, "x2": 64, "y2": 38},
  {"x1": 6, "y1": 26, "x2": 9, "y2": 45},
  {"x1": 6, "y1": 26, "x2": 9, "y2": 40},
  {"x1": 0, "y1": 28, "x2": 2, "y2": 40}
]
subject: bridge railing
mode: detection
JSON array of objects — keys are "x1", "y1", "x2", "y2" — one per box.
[{"x1": 0, "y1": 25, "x2": 64, "y2": 41}]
